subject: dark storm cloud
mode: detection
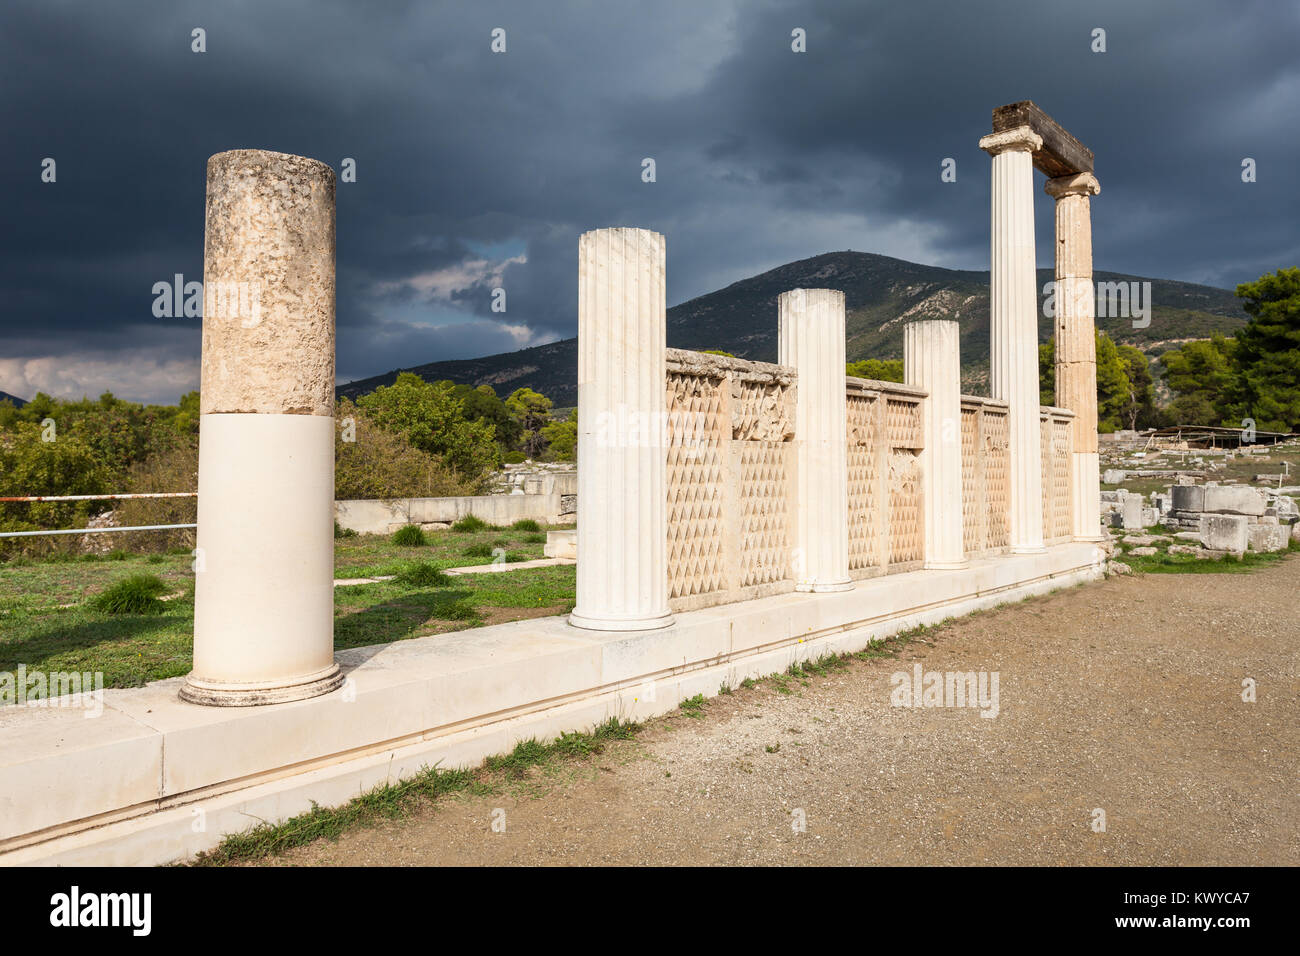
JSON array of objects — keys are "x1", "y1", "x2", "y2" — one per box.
[{"x1": 1, "y1": 0, "x2": 1296, "y2": 402}]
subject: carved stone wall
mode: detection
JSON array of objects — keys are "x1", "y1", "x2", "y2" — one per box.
[
  {"x1": 664, "y1": 348, "x2": 796, "y2": 610},
  {"x1": 960, "y1": 397, "x2": 1012, "y2": 554},
  {"x1": 1040, "y1": 407, "x2": 1075, "y2": 544},
  {"x1": 845, "y1": 377, "x2": 926, "y2": 577}
]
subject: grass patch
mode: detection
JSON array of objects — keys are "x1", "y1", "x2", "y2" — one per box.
[
  {"x1": 89, "y1": 574, "x2": 170, "y2": 614},
  {"x1": 451, "y1": 515, "x2": 491, "y2": 533},
  {"x1": 523, "y1": 533, "x2": 546, "y2": 544},
  {"x1": 394, "y1": 562, "x2": 453, "y2": 588},
  {"x1": 194, "y1": 716, "x2": 642, "y2": 865},
  {"x1": 1120, "y1": 541, "x2": 1298, "y2": 575},
  {"x1": 511, "y1": 519, "x2": 542, "y2": 533},
  {"x1": 462, "y1": 543, "x2": 493, "y2": 559},
  {"x1": 390, "y1": 524, "x2": 427, "y2": 547},
  {"x1": 678, "y1": 693, "x2": 706, "y2": 717}
]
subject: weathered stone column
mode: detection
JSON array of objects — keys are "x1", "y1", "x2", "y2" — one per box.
[
  {"x1": 904, "y1": 319, "x2": 967, "y2": 569},
  {"x1": 980, "y1": 125, "x2": 1046, "y2": 554},
  {"x1": 779, "y1": 289, "x2": 853, "y2": 592},
  {"x1": 182, "y1": 149, "x2": 342, "y2": 706},
  {"x1": 569, "y1": 228, "x2": 674, "y2": 631},
  {"x1": 1046, "y1": 172, "x2": 1103, "y2": 541}
]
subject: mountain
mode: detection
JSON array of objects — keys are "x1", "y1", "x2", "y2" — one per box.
[
  {"x1": 0, "y1": 391, "x2": 27, "y2": 408},
  {"x1": 336, "y1": 251, "x2": 1249, "y2": 407}
]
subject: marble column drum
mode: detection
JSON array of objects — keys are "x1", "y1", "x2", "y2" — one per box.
[
  {"x1": 1046, "y1": 172, "x2": 1104, "y2": 541},
  {"x1": 905, "y1": 318, "x2": 967, "y2": 569},
  {"x1": 183, "y1": 149, "x2": 342, "y2": 706},
  {"x1": 569, "y1": 228, "x2": 674, "y2": 631},
  {"x1": 778, "y1": 289, "x2": 853, "y2": 592},
  {"x1": 980, "y1": 126, "x2": 1046, "y2": 554}
]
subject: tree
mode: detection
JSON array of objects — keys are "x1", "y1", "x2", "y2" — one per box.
[
  {"x1": 539, "y1": 409, "x2": 577, "y2": 461},
  {"x1": 1094, "y1": 332, "x2": 1130, "y2": 432},
  {"x1": 845, "y1": 358, "x2": 904, "y2": 383},
  {"x1": 357, "y1": 372, "x2": 500, "y2": 478},
  {"x1": 1160, "y1": 335, "x2": 1236, "y2": 425},
  {"x1": 447, "y1": 382, "x2": 522, "y2": 452},
  {"x1": 1038, "y1": 341, "x2": 1055, "y2": 407},
  {"x1": 1223, "y1": 267, "x2": 1300, "y2": 433},
  {"x1": 1116, "y1": 344, "x2": 1156, "y2": 430},
  {"x1": 505, "y1": 387, "x2": 553, "y2": 459},
  {"x1": 1037, "y1": 332, "x2": 1131, "y2": 431}
]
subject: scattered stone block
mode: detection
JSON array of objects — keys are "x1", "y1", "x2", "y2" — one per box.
[
  {"x1": 1102, "y1": 469, "x2": 1127, "y2": 484},
  {"x1": 1122, "y1": 534, "x2": 1170, "y2": 546},
  {"x1": 1172, "y1": 531, "x2": 1201, "y2": 541},
  {"x1": 1171, "y1": 485, "x2": 1205, "y2": 514},
  {"x1": 1202, "y1": 485, "x2": 1266, "y2": 516},
  {"x1": 1199, "y1": 514, "x2": 1248, "y2": 553},
  {"x1": 1120, "y1": 493, "x2": 1148, "y2": 529},
  {"x1": 1127, "y1": 546, "x2": 1158, "y2": 556},
  {"x1": 1167, "y1": 544, "x2": 1201, "y2": 556},
  {"x1": 1107, "y1": 560, "x2": 1132, "y2": 575},
  {"x1": 1247, "y1": 524, "x2": 1289, "y2": 553}
]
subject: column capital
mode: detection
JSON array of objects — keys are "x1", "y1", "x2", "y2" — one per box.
[
  {"x1": 1045, "y1": 172, "x2": 1100, "y2": 199},
  {"x1": 979, "y1": 125, "x2": 1042, "y2": 156}
]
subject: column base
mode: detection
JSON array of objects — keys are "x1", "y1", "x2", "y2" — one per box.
[
  {"x1": 179, "y1": 663, "x2": 343, "y2": 707},
  {"x1": 1073, "y1": 535, "x2": 1106, "y2": 543},
  {"x1": 794, "y1": 579, "x2": 854, "y2": 593},
  {"x1": 568, "y1": 610, "x2": 675, "y2": 632},
  {"x1": 923, "y1": 560, "x2": 970, "y2": 571},
  {"x1": 1010, "y1": 545, "x2": 1047, "y2": 555}
]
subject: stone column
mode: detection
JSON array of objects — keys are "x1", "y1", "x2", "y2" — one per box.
[
  {"x1": 980, "y1": 125, "x2": 1046, "y2": 554},
  {"x1": 904, "y1": 319, "x2": 967, "y2": 569},
  {"x1": 1046, "y1": 172, "x2": 1103, "y2": 541},
  {"x1": 569, "y1": 228, "x2": 674, "y2": 631},
  {"x1": 779, "y1": 289, "x2": 853, "y2": 592},
  {"x1": 182, "y1": 149, "x2": 342, "y2": 706}
]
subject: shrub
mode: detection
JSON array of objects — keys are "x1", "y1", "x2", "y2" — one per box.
[
  {"x1": 91, "y1": 574, "x2": 169, "y2": 614},
  {"x1": 504, "y1": 551, "x2": 527, "y2": 563},
  {"x1": 334, "y1": 521, "x2": 358, "y2": 539},
  {"x1": 335, "y1": 398, "x2": 485, "y2": 499},
  {"x1": 114, "y1": 438, "x2": 198, "y2": 553},
  {"x1": 462, "y1": 543, "x2": 493, "y2": 559},
  {"x1": 451, "y1": 514, "x2": 489, "y2": 533},
  {"x1": 511, "y1": 519, "x2": 541, "y2": 532},
  {"x1": 391, "y1": 524, "x2": 427, "y2": 547},
  {"x1": 502, "y1": 450, "x2": 527, "y2": 464},
  {"x1": 395, "y1": 563, "x2": 452, "y2": 588},
  {"x1": 106, "y1": 550, "x2": 128, "y2": 561},
  {"x1": 523, "y1": 533, "x2": 546, "y2": 544}
]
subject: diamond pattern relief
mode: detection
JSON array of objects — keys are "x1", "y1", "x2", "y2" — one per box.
[
  {"x1": 665, "y1": 372, "x2": 726, "y2": 599},
  {"x1": 983, "y1": 409, "x2": 1010, "y2": 549},
  {"x1": 960, "y1": 406, "x2": 980, "y2": 553},
  {"x1": 738, "y1": 441, "x2": 789, "y2": 587},
  {"x1": 846, "y1": 393, "x2": 879, "y2": 570}
]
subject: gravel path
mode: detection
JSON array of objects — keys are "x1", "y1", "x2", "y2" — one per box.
[{"x1": 268, "y1": 560, "x2": 1300, "y2": 866}]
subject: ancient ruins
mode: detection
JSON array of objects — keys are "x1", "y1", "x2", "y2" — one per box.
[{"x1": 2, "y1": 103, "x2": 1127, "y2": 864}]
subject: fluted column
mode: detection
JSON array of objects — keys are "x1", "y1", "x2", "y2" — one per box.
[
  {"x1": 904, "y1": 319, "x2": 967, "y2": 569},
  {"x1": 569, "y1": 228, "x2": 673, "y2": 631},
  {"x1": 980, "y1": 125, "x2": 1046, "y2": 554},
  {"x1": 779, "y1": 289, "x2": 853, "y2": 592},
  {"x1": 183, "y1": 149, "x2": 342, "y2": 706},
  {"x1": 1046, "y1": 172, "x2": 1103, "y2": 541}
]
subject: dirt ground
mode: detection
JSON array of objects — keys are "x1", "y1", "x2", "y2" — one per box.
[{"x1": 267, "y1": 560, "x2": 1300, "y2": 866}]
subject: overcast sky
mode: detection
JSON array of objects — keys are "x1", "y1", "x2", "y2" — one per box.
[{"x1": 1, "y1": 0, "x2": 1296, "y2": 404}]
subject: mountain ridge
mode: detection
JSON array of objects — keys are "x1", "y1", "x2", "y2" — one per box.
[{"x1": 337, "y1": 251, "x2": 1248, "y2": 407}]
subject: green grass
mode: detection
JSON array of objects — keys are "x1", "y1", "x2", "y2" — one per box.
[
  {"x1": 678, "y1": 694, "x2": 706, "y2": 718},
  {"x1": 511, "y1": 519, "x2": 542, "y2": 533},
  {"x1": 0, "y1": 535, "x2": 577, "y2": 698},
  {"x1": 193, "y1": 716, "x2": 642, "y2": 865},
  {"x1": 1118, "y1": 539, "x2": 1299, "y2": 574},
  {"x1": 89, "y1": 573, "x2": 171, "y2": 614},
  {"x1": 390, "y1": 524, "x2": 427, "y2": 547},
  {"x1": 451, "y1": 515, "x2": 491, "y2": 533},
  {"x1": 393, "y1": 562, "x2": 453, "y2": 588}
]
